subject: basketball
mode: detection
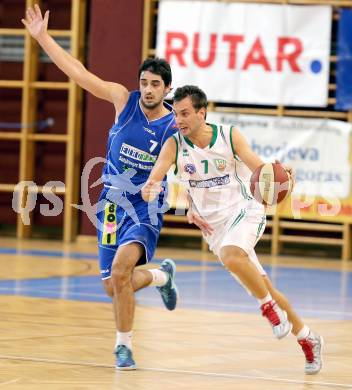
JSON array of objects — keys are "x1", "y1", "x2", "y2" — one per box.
[{"x1": 250, "y1": 162, "x2": 292, "y2": 206}]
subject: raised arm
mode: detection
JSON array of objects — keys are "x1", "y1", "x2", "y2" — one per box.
[
  {"x1": 21, "y1": 5, "x2": 129, "y2": 113},
  {"x1": 142, "y1": 137, "x2": 177, "y2": 202},
  {"x1": 231, "y1": 127, "x2": 264, "y2": 172}
]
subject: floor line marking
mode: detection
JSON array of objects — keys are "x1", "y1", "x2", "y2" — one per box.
[
  {"x1": 0, "y1": 378, "x2": 21, "y2": 386},
  {"x1": 0, "y1": 355, "x2": 351, "y2": 388}
]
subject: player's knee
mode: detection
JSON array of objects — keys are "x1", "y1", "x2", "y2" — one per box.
[
  {"x1": 220, "y1": 246, "x2": 248, "y2": 272},
  {"x1": 102, "y1": 279, "x2": 114, "y2": 298},
  {"x1": 111, "y1": 262, "x2": 133, "y2": 292}
]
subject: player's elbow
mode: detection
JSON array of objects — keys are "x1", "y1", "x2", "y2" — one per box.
[{"x1": 67, "y1": 61, "x2": 90, "y2": 87}]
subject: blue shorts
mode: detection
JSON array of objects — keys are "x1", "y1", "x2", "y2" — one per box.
[{"x1": 96, "y1": 189, "x2": 163, "y2": 280}]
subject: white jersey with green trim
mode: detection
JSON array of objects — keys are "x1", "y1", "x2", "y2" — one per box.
[{"x1": 173, "y1": 123, "x2": 260, "y2": 225}]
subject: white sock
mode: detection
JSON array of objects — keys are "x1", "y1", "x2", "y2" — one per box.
[
  {"x1": 116, "y1": 331, "x2": 133, "y2": 349},
  {"x1": 258, "y1": 292, "x2": 273, "y2": 306},
  {"x1": 296, "y1": 325, "x2": 310, "y2": 340},
  {"x1": 147, "y1": 268, "x2": 168, "y2": 287}
]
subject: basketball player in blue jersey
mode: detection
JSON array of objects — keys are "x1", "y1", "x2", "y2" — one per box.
[
  {"x1": 142, "y1": 85, "x2": 323, "y2": 375},
  {"x1": 22, "y1": 5, "x2": 178, "y2": 370}
]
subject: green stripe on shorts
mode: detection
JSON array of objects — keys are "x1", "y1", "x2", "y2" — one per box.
[{"x1": 228, "y1": 209, "x2": 246, "y2": 231}]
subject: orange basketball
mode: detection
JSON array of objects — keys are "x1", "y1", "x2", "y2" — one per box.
[{"x1": 250, "y1": 162, "x2": 292, "y2": 206}]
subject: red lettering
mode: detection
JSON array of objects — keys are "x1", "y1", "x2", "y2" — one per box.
[
  {"x1": 166, "y1": 32, "x2": 188, "y2": 66},
  {"x1": 277, "y1": 37, "x2": 302, "y2": 72},
  {"x1": 242, "y1": 37, "x2": 271, "y2": 71},
  {"x1": 222, "y1": 34, "x2": 244, "y2": 69},
  {"x1": 164, "y1": 32, "x2": 303, "y2": 73},
  {"x1": 340, "y1": 204, "x2": 352, "y2": 216},
  {"x1": 193, "y1": 33, "x2": 217, "y2": 68}
]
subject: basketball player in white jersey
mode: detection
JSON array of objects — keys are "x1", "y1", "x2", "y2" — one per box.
[{"x1": 142, "y1": 85, "x2": 323, "y2": 374}]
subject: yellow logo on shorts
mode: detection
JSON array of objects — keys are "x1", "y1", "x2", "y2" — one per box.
[{"x1": 102, "y1": 203, "x2": 117, "y2": 245}]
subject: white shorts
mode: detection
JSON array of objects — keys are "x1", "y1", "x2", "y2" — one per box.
[{"x1": 204, "y1": 199, "x2": 267, "y2": 276}]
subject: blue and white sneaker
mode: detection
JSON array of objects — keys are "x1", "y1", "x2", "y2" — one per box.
[
  {"x1": 115, "y1": 345, "x2": 136, "y2": 370},
  {"x1": 157, "y1": 259, "x2": 178, "y2": 311}
]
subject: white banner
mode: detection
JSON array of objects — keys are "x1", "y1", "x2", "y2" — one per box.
[
  {"x1": 157, "y1": 1, "x2": 332, "y2": 107},
  {"x1": 206, "y1": 112, "x2": 352, "y2": 198}
]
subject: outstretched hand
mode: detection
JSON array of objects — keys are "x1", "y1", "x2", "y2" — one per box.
[
  {"x1": 21, "y1": 4, "x2": 49, "y2": 40},
  {"x1": 141, "y1": 180, "x2": 163, "y2": 202}
]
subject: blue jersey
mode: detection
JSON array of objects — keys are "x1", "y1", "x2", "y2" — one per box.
[
  {"x1": 96, "y1": 91, "x2": 177, "y2": 279},
  {"x1": 102, "y1": 90, "x2": 177, "y2": 193}
]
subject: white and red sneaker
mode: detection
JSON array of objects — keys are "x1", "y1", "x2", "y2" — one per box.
[
  {"x1": 298, "y1": 332, "x2": 323, "y2": 374},
  {"x1": 261, "y1": 300, "x2": 292, "y2": 339}
]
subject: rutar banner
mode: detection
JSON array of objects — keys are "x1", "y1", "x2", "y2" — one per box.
[{"x1": 157, "y1": 1, "x2": 332, "y2": 107}]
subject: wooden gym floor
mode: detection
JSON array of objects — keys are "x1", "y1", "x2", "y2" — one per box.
[{"x1": 0, "y1": 237, "x2": 351, "y2": 389}]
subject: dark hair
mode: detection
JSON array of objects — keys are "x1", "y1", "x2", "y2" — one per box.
[
  {"x1": 138, "y1": 58, "x2": 172, "y2": 87},
  {"x1": 173, "y1": 85, "x2": 208, "y2": 112}
]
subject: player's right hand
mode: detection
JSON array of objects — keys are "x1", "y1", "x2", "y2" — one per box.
[
  {"x1": 21, "y1": 4, "x2": 49, "y2": 40},
  {"x1": 141, "y1": 180, "x2": 163, "y2": 202},
  {"x1": 187, "y1": 208, "x2": 214, "y2": 236}
]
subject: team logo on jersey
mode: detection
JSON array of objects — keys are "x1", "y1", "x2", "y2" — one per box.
[
  {"x1": 214, "y1": 158, "x2": 227, "y2": 172},
  {"x1": 189, "y1": 174, "x2": 230, "y2": 188},
  {"x1": 184, "y1": 163, "x2": 196, "y2": 174},
  {"x1": 120, "y1": 143, "x2": 157, "y2": 163},
  {"x1": 143, "y1": 127, "x2": 156, "y2": 136}
]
